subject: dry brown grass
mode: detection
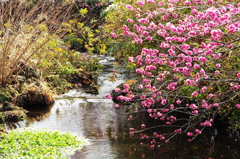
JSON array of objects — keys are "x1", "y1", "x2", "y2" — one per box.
[{"x1": 0, "y1": 0, "x2": 78, "y2": 86}]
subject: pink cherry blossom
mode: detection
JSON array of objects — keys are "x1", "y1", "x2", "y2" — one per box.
[
  {"x1": 186, "y1": 62, "x2": 192, "y2": 67},
  {"x1": 127, "y1": 18, "x2": 134, "y2": 23},
  {"x1": 130, "y1": 128, "x2": 134, "y2": 131},
  {"x1": 168, "y1": 4, "x2": 173, "y2": 8},
  {"x1": 114, "y1": 88, "x2": 121, "y2": 92},
  {"x1": 215, "y1": 70, "x2": 220, "y2": 75},
  {"x1": 181, "y1": 44, "x2": 190, "y2": 50},
  {"x1": 237, "y1": 72, "x2": 240, "y2": 79},
  {"x1": 205, "y1": 49, "x2": 213, "y2": 56},
  {"x1": 151, "y1": 86, "x2": 157, "y2": 92},
  {"x1": 226, "y1": 23, "x2": 239, "y2": 33},
  {"x1": 140, "y1": 94, "x2": 146, "y2": 99},
  {"x1": 176, "y1": 99, "x2": 181, "y2": 104},
  {"x1": 137, "y1": 0, "x2": 145, "y2": 6},
  {"x1": 139, "y1": 84, "x2": 143, "y2": 89},
  {"x1": 236, "y1": 104, "x2": 240, "y2": 109},
  {"x1": 110, "y1": 33, "x2": 117, "y2": 38},
  {"x1": 192, "y1": 110, "x2": 198, "y2": 114},
  {"x1": 211, "y1": 29, "x2": 223, "y2": 40},
  {"x1": 167, "y1": 82, "x2": 177, "y2": 90},
  {"x1": 123, "y1": 84, "x2": 130, "y2": 89},
  {"x1": 160, "y1": 136, "x2": 165, "y2": 140},
  {"x1": 128, "y1": 57, "x2": 134, "y2": 62},
  {"x1": 147, "y1": 109, "x2": 152, "y2": 113},
  {"x1": 191, "y1": 91, "x2": 199, "y2": 97},
  {"x1": 186, "y1": 79, "x2": 192, "y2": 85},
  {"x1": 145, "y1": 85, "x2": 151, "y2": 88},
  {"x1": 160, "y1": 42, "x2": 170, "y2": 48},
  {"x1": 174, "y1": 129, "x2": 182, "y2": 134},
  {"x1": 138, "y1": 18, "x2": 149, "y2": 24},
  {"x1": 193, "y1": 64, "x2": 200, "y2": 69},
  {"x1": 150, "y1": 144, "x2": 155, "y2": 150},
  {"x1": 213, "y1": 53, "x2": 221, "y2": 59},
  {"x1": 183, "y1": 1, "x2": 191, "y2": 5},
  {"x1": 123, "y1": 25, "x2": 128, "y2": 31},
  {"x1": 142, "y1": 31, "x2": 149, "y2": 36},
  {"x1": 200, "y1": 86, "x2": 207, "y2": 93},
  {"x1": 190, "y1": 104, "x2": 198, "y2": 109},
  {"x1": 136, "y1": 68, "x2": 144, "y2": 74},
  {"x1": 187, "y1": 132, "x2": 193, "y2": 136},
  {"x1": 105, "y1": 94, "x2": 112, "y2": 99},
  {"x1": 126, "y1": 5, "x2": 134, "y2": 10},
  {"x1": 213, "y1": 103, "x2": 219, "y2": 107},
  {"x1": 161, "y1": 99, "x2": 167, "y2": 105},
  {"x1": 146, "y1": 36, "x2": 153, "y2": 41},
  {"x1": 170, "y1": 104, "x2": 175, "y2": 109},
  {"x1": 147, "y1": 0, "x2": 155, "y2": 3},
  {"x1": 158, "y1": 1, "x2": 164, "y2": 6},
  {"x1": 198, "y1": 57, "x2": 207, "y2": 63},
  {"x1": 200, "y1": 69, "x2": 206, "y2": 76},
  {"x1": 188, "y1": 31, "x2": 197, "y2": 36},
  {"x1": 195, "y1": 129, "x2": 201, "y2": 135},
  {"x1": 141, "y1": 124, "x2": 146, "y2": 128}
]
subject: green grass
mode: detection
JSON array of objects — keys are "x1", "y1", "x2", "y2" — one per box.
[{"x1": 0, "y1": 128, "x2": 90, "y2": 159}]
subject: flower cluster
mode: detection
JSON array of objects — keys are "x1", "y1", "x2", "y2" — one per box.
[{"x1": 106, "y1": 0, "x2": 240, "y2": 145}]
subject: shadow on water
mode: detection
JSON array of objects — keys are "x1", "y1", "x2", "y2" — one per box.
[{"x1": 18, "y1": 56, "x2": 240, "y2": 159}]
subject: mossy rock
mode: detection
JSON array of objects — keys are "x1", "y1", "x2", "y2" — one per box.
[
  {"x1": 0, "y1": 102, "x2": 27, "y2": 124},
  {"x1": 15, "y1": 87, "x2": 54, "y2": 112},
  {"x1": 3, "y1": 110, "x2": 26, "y2": 123}
]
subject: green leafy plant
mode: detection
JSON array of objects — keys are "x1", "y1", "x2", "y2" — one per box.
[
  {"x1": 0, "y1": 128, "x2": 90, "y2": 158},
  {"x1": 62, "y1": 15, "x2": 107, "y2": 54}
]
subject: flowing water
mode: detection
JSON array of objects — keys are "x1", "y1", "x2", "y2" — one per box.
[{"x1": 18, "y1": 56, "x2": 240, "y2": 159}]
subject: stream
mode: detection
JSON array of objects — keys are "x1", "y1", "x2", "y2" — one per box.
[{"x1": 18, "y1": 55, "x2": 240, "y2": 159}]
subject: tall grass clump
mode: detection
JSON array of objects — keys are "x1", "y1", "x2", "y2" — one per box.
[{"x1": 0, "y1": 0, "x2": 77, "y2": 87}]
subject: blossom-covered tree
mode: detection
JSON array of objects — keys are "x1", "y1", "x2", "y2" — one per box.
[{"x1": 106, "y1": 0, "x2": 240, "y2": 145}]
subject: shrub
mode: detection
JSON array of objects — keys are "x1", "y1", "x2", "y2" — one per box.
[{"x1": 106, "y1": 0, "x2": 240, "y2": 145}]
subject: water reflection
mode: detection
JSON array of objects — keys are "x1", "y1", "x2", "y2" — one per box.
[
  {"x1": 25, "y1": 107, "x2": 52, "y2": 122},
  {"x1": 18, "y1": 97, "x2": 240, "y2": 159},
  {"x1": 19, "y1": 98, "x2": 127, "y2": 158}
]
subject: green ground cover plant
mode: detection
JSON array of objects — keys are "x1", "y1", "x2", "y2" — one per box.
[{"x1": 0, "y1": 128, "x2": 90, "y2": 158}]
